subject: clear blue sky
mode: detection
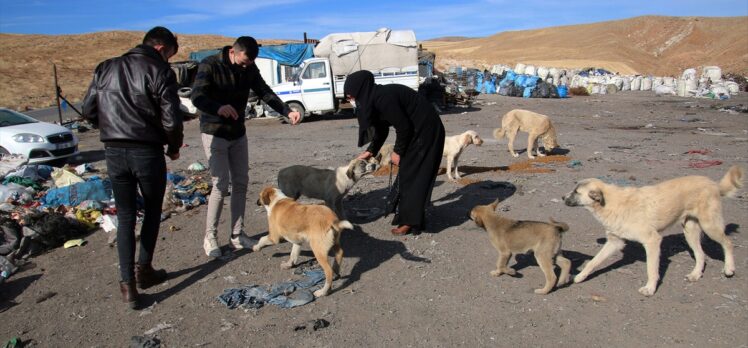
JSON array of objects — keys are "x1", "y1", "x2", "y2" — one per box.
[{"x1": 1, "y1": 0, "x2": 746, "y2": 40}]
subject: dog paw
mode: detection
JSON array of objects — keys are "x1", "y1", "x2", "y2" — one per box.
[
  {"x1": 538, "y1": 153, "x2": 547, "y2": 157},
  {"x1": 504, "y1": 268, "x2": 517, "y2": 276},
  {"x1": 534, "y1": 288, "x2": 551, "y2": 295},
  {"x1": 313, "y1": 289, "x2": 328, "y2": 298},
  {"x1": 686, "y1": 272, "x2": 702, "y2": 282},
  {"x1": 724, "y1": 268, "x2": 735, "y2": 278},
  {"x1": 528, "y1": 155, "x2": 536, "y2": 160},
  {"x1": 573, "y1": 274, "x2": 587, "y2": 283},
  {"x1": 490, "y1": 270, "x2": 502, "y2": 277},
  {"x1": 558, "y1": 276, "x2": 570, "y2": 285},
  {"x1": 638, "y1": 285, "x2": 656, "y2": 296},
  {"x1": 251, "y1": 245, "x2": 261, "y2": 252},
  {"x1": 280, "y1": 261, "x2": 294, "y2": 269},
  {"x1": 511, "y1": 153, "x2": 519, "y2": 158}
]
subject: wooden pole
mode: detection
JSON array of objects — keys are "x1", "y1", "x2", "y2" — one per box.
[{"x1": 53, "y1": 63, "x2": 63, "y2": 125}]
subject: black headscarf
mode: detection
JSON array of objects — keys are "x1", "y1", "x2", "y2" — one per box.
[{"x1": 344, "y1": 70, "x2": 377, "y2": 147}]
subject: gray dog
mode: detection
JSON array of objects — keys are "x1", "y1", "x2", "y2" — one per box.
[{"x1": 277, "y1": 158, "x2": 379, "y2": 217}]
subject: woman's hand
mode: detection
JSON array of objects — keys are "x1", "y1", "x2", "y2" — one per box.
[
  {"x1": 357, "y1": 151, "x2": 373, "y2": 160},
  {"x1": 390, "y1": 152, "x2": 400, "y2": 166}
]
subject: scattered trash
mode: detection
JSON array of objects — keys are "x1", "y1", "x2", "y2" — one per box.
[
  {"x1": 591, "y1": 294, "x2": 607, "y2": 302},
  {"x1": 63, "y1": 239, "x2": 86, "y2": 248},
  {"x1": 294, "y1": 318, "x2": 330, "y2": 332},
  {"x1": 187, "y1": 162, "x2": 207, "y2": 171},
  {"x1": 688, "y1": 160, "x2": 723, "y2": 169},
  {"x1": 51, "y1": 168, "x2": 85, "y2": 187},
  {"x1": 143, "y1": 322, "x2": 174, "y2": 336},
  {"x1": 131, "y1": 335, "x2": 161, "y2": 348},
  {"x1": 217, "y1": 269, "x2": 325, "y2": 310},
  {"x1": 644, "y1": 123, "x2": 654, "y2": 129},
  {"x1": 567, "y1": 160, "x2": 582, "y2": 168},
  {"x1": 75, "y1": 163, "x2": 93, "y2": 176},
  {"x1": 685, "y1": 149, "x2": 711, "y2": 155},
  {"x1": 35, "y1": 291, "x2": 57, "y2": 303}
]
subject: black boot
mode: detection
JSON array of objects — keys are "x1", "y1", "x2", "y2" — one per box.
[{"x1": 135, "y1": 263, "x2": 168, "y2": 289}]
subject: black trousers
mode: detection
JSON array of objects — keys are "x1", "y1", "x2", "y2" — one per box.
[
  {"x1": 393, "y1": 121, "x2": 445, "y2": 230},
  {"x1": 106, "y1": 147, "x2": 166, "y2": 282}
]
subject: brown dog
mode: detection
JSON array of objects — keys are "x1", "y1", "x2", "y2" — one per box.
[
  {"x1": 563, "y1": 166, "x2": 743, "y2": 296},
  {"x1": 470, "y1": 199, "x2": 571, "y2": 294},
  {"x1": 254, "y1": 187, "x2": 353, "y2": 297},
  {"x1": 493, "y1": 109, "x2": 559, "y2": 159}
]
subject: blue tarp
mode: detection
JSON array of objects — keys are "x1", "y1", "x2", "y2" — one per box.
[
  {"x1": 189, "y1": 43, "x2": 315, "y2": 67},
  {"x1": 42, "y1": 177, "x2": 112, "y2": 207}
]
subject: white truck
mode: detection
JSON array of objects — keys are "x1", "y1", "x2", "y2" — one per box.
[{"x1": 270, "y1": 29, "x2": 419, "y2": 122}]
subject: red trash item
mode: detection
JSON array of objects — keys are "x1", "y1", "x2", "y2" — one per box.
[{"x1": 688, "y1": 160, "x2": 722, "y2": 168}]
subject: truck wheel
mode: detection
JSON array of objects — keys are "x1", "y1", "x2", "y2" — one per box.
[{"x1": 284, "y1": 102, "x2": 306, "y2": 124}]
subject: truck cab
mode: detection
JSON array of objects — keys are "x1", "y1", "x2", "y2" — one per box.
[{"x1": 272, "y1": 58, "x2": 336, "y2": 118}]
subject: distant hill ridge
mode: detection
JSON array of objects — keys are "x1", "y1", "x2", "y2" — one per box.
[
  {"x1": 1, "y1": 15, "x2": 746, "y2": 110},
  {"x1": 422, "y1": 16, "x2": 748, "y2": 76}
]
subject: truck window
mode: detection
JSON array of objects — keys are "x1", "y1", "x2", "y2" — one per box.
[{"x1": 302, "y1": 62, "x2": 327, "y2": 79}]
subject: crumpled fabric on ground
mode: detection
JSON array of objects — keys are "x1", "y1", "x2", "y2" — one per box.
[
  {"x1": 42, "y1": 177, "x2": 112, "y2": 207},
  {"x1": 51, "y1": 168, "x2": 84, "y2": 188},
  {"x1": 0, "y1": 214, "x2": 21, "y2": 255},
  {"x1": 2, "y1": 176, "x2": 42, "y2": 191},
  {"x1": 5, "y1": 164, "x2": 53, "y2": 182},
  {"x1": 217, "y1": 269, "x2": 325, "y2": 310},
  {"x1": 164, "y1": 172, "x2": 211, "y2": 211}
]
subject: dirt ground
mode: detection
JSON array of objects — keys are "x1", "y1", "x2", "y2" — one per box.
[{"x1": 1, "y1": 91, "x2": 747, "y2": 347}]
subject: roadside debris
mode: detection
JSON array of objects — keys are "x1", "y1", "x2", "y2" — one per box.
[{"x1": 217, "y1": 269, "x2": 325, "y2": 310}]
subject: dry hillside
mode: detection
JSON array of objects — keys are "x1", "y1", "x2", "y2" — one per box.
[
  {"x1": 1, "y1": 16, "x2": 746, "y2": 111},
  {"x1": 0, "y1": 31, "x2": 287, "y2": 111},
  {"x1": 423, "y1": 16, "x2": 748, "y2": 76}
]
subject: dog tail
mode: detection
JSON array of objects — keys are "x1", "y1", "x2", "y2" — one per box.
[
  {"x1": 493, "y1": 128, "x2": 505, "y2": 140},
  {"x1": 332, "y1": 220, "x2": 354, "y2": 233},
  {"x1": 719, "y1": 165, "x2": 744, "y2": 198},
  {"x1": 548, "y1": 218, "x2": 569, "y2": 233}
]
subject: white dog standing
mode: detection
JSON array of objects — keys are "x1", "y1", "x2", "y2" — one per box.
[
  {"x1": 563, "y1": 166, "x2": 743, "y2": 296},
  {"x1": 443, "y1": 130, "x2": 483, "y2": 181}
]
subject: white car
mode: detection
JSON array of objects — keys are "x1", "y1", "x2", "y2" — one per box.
[{"x1": 0, "y1": 107, "x2": 79, "y2": 164}]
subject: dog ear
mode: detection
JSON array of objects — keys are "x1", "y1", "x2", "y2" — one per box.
[
  {"x1": 260, "y1": 187, "x2": 272, "y2": 205},
  {"x1": 346, "y1": 164, "x2": 355, "y2": 179},
  {"x1": 489, "y1": 198, "x2": 500, "y2": 211},
  {"x1": 588, "y1": 189, "x2": 605, "y2": 206}
]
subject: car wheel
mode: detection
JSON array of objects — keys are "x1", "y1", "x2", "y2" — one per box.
[{"x1": 283, "y1": 102, "x2": 305, "y2": 124}]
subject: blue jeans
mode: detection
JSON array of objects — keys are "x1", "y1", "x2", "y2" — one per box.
[{"x1": 105, "y1": 147, "x2": 166, "y2": 282}]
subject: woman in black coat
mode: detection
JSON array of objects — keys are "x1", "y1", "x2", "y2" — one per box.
[{"x1": 344, "y1": 70, "x2": 445, "y2": 235}]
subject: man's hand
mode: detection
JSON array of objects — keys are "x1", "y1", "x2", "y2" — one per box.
[
  {"x1": 390, "y1": 152, "x2": 400, "y2": 166},
  {"x1": 217, "y1": 105, "x2": 239, "y2": 120},
  {"x1": 357, "y1": 151, "x2": 373, "y2": 160},
  {"x1": 166, "y1": 152, "x2": 180, "y2": 161},
  {"x1": 288, "y1": 111, "x2": 301, "y2": 125}
]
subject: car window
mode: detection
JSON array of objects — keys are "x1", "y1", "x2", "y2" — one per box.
[
  {"x1": 302, "y1": 62, "x2": 326, "y2": 80},
  {"x1": 0, "y1": 109, "x2": 38, "y2": 127}
]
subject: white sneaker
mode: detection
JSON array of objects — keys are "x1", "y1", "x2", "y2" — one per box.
[
  {"x1": 230, "y1": 233, "x2": 255, "y2": 250},
  {"x1": 203, "y1": 234, "x2": 221, "y2": 257}
]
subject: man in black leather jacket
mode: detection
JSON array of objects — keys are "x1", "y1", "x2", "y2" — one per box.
[{"x1": 83, "y1": 26, "x2": 183, "y2": 309}]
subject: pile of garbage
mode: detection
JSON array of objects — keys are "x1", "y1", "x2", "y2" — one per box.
[{"x1": 0, "y1": 155, "x2": 212, "y2": 274}]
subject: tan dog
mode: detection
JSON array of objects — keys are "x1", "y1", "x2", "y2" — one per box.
[
  {"x1": 254, "y1": 187, "x2": 353, "y2": 297},
  {"x1": 470, "y1": 199, "x2": 571, "y2": 294},
  {"x1": 493, "y1": 109, "x2": 559, "y2": 159},
  {"x1": 278, "y1": 158, "x2": 379, "y2": 217},
  {"x1": 443, "y1": 130, "x2": 483, "y2": 181},
  {"x1": 563, "y1": 166, "x2": 744, "y2": 296},
  {"x1": 375, "y1": 144, "x2": 395, "y2": 168}
]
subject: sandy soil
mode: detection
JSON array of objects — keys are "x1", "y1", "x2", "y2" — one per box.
[{"x1": 1, "y1": 91, "x2": 747, "y2": 346}]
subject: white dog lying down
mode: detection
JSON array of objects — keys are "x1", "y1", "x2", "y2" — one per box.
[
  {"x1": 443, "y1": 130, "x2": 483, "y2": 181},
  {"x1": 277, "y1": 158, "x2": 379, "y2": 217}
]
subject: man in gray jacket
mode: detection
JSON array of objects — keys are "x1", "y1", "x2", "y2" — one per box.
[{"x1": 83, "y1": 26, "x2": 183, "y2": 309}]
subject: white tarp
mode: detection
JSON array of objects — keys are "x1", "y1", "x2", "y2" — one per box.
[{"x1": 314, "y1": 29, "x2": 418, "y2": 75}]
